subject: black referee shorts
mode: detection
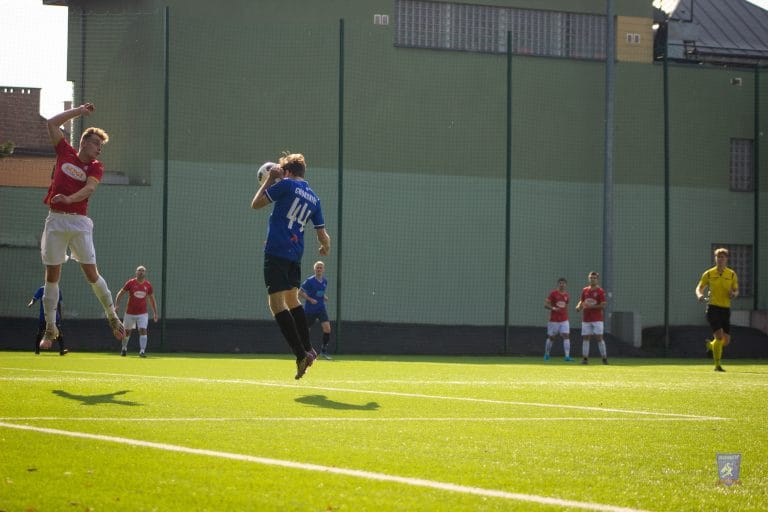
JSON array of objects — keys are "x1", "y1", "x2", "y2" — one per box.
[{"x1": 706, "y1": 305, "x2": 731, "y2": 334}]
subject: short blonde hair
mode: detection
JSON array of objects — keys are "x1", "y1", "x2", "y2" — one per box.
[
  {"x1": 279, "y1": 153, "x2": 306, "y2": 177},
  {"x1": 714, "y1": 248, "x2": 729, "y2": 257},
  {"x1": 81, "y1": 127, "x2": 109, "y2": 144}
]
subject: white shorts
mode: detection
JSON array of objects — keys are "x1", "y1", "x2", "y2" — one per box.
[
  {"x1": 547, "y1": 321, "x2": 570, "y2": 337},
  {"x1": 40, "y1": 211, "x2": 96, "y2": 265},
  {"x1": 123, "y1": 313, "x2": 149, "y2": 330},
  {"x1": 581, "y1": 321, "x2": 604, "y2": 336}
]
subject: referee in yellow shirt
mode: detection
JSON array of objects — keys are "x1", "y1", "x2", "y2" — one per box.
[{"x1": 695, "y1": 248, "x2": 739, "y2": 372}]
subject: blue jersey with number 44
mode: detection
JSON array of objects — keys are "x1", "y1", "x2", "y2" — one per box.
[{"x1": 264, "y1": 178, "x2": 325, "y2": 262}]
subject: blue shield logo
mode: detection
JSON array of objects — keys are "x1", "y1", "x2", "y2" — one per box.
[{"x1": 716, "y1": 453, "x2": 742, "y2": 486}]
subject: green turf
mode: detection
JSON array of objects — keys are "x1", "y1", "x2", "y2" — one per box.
[{"x1": 1, "y1": 352, "x2": 766, "y2": 511}]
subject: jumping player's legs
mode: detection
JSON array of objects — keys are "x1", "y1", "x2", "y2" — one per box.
[
  {"x1": 39, "y1": 265, "x2": 62, "y2": 349},
  {"x1": 264, "y1": 255, "x2": 315, "y2": 379},
  {"x1": 79, "y1": 263, "x2": 124, "y2": 340}
]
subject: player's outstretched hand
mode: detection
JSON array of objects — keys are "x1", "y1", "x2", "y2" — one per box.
[{"x1": 80, "y1": 103, "x2": 95, "y2": 116}]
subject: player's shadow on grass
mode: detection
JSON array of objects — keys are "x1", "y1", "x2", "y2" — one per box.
[
  {"x1": 296, "y1": 394, "x2": 379, "y2": 411},
  {"x1": 52, "y1": 389, "x2": 141, "y2": 406}
]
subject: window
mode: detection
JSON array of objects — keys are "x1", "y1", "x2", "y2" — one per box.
[
  {"x1": 730, "y1": 138, "x2": 754, "y2": 192},
  {"x1": 711, "y1": 243, "x2": 752, "y2": 298},
  {"x1": 395, "y1": 0, "x2": 606, "y2": 60}
]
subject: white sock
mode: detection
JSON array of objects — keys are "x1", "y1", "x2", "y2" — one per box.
[
  {"x1": 598, "y1": 340, "x2": 607, "y2": 358},
  {"x1": 89, "y1": 276, "x2": 117, "y2": 318},
  {"x1": 582, "y1": 341, "x2": 590, "y2": 358},
  {"x1": 122, "y1": 335, "x2": 129, "y2": 350},
  {"x1": 43, "y1": 281, "x2": 59, "y2": 328},
  {"x1": 563, "y1": 339, "x2": 570, "y2": 357},
  {"x1": 545, "y1": 339, "x2": 553, "y2": 355},
  {"x1": 140, "y1": 335, "x2": 147, "y2": 352}
]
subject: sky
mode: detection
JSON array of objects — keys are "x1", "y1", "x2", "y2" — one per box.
[{"x1": 1, "y1": 0, "x2": 767, "y2": 118}]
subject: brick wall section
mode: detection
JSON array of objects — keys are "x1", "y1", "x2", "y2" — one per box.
[
  {"x1": 0, "y1": 155, "x2": 56, "y2": 188},
  {"x1": 0, "y1": 86, "x2": 52, "y2": 153},
  {"x1": 0, "y1": 86, "x2": 60, "y2": 187}
]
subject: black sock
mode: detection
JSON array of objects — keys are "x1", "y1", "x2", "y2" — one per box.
[
  {"x1": 275, "y1": 310, "x2": 304, "y2": 358},
  {"x1": 322, "y1": 332, "x2": 330, "y2": 350},
  {"x1": 289, "y1": 306, "x2": 312, "y2": 352}
]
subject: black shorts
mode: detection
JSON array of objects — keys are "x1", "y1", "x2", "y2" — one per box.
[
  {"x1": 264, "y1": 254, "x2": 301, "y2": 294},
  {"x1": 706, "y1": 305, "x2": 731, "y2": 334},
  {"x1": 306, "y1": 310, "x2": 329, "y2": 326}
]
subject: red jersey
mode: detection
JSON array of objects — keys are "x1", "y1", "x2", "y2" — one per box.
[
  {"x1": 122, "y1": 279, "x2": 154, "y2": 315},
  {"x1": 547, "y1": 290, "x2": 569, "y2": 322},
  {"x1": 580, "y1": 286, "x2": 606, "y2": 322},
  {"x1": 43, "y1": 138, "x2": 104, "y2": 216}
]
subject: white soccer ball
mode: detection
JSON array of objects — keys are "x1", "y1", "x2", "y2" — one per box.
[{"x1": 257, "y1": 161, "x2": 278, "y2": 185}]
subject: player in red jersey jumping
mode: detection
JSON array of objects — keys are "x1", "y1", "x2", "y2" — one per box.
[{"x1": 38, "y1": 103, "x2": 125, "y2": 349}]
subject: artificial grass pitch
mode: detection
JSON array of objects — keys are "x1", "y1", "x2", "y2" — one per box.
[{"x1": 1, "y1": 352, "x2": 766, "y2": 511}]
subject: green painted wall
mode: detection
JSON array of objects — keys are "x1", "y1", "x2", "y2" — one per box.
[{"x1": 2, "y1": 0, "x2": 765, "y2": 332}]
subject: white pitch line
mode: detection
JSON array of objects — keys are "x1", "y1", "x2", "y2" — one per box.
[
  {"x1": 0, "y1": 421, "x2": 651, "y2": 512},
  {"x1": 0, "y1": 416, "x2": 726, "y2": 422},
  {"x1": 0, "y1": 367, "x2": 727, "y2": 420}
]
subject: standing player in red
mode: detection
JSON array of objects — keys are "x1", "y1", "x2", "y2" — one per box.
[
  {"x1": 544, "y1": 278, "x2": 572, "y2": 361},
  {"x1": 575, "y1": 271, "x2": 608, "y2": 364},
  {"x1": 115, "y1": 265, "x2": 159, "y2": 357},
  {"x1": 38, "y1": 103, "x2": 125, "y2": 349}
]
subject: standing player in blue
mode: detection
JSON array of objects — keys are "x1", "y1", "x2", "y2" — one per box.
[
  {"x1": 251, "y1": 153, "x2": 331, "y2": 379},
  {"x1": 299, "y1": 260, "x2": 332, "y2": 360},
  {"x1": 27, "y1": 285, "x2": 67, "y2": 355}
]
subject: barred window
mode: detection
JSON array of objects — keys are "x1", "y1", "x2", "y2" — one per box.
[
  {"x1": 730, "y1": 138, "x2": 754, "y2": 192},
  {"x1": 394, "y1": 0, "x2": 606, "y2": 60},
  {"x1": 711, "y1": 244, "x2": 752, "y2": 298}
]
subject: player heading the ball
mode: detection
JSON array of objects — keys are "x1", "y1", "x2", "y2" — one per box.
[{"x1": 251, "y1": 153, "x2": 331, "y2": 379}]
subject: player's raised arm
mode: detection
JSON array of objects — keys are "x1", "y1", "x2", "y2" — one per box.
[
  {"x1": 47, "y1": 103, "x2": 94, "y2": 146},
  {"x1": 251, "y1": 164, "x2": 283, "y2": 210}
]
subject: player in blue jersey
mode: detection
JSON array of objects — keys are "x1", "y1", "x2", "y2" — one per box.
[
  {"x1": 27, "y1": 285, "x2": 67, "y2": 355},
  {"x1": 299, "y1": 260, "x2": 332, "y2": 359},
  {"x1": 251, "y1": 153, "x2": 331, "y2": 379}
]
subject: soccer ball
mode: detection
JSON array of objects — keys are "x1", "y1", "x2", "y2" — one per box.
[{"x1": 257, "y1": 161, "x2": 277, "y2": 185}]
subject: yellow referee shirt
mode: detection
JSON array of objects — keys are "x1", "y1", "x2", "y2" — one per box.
[{"x1": 698, "y1": 266, "x2": 739, "y2": 308}]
